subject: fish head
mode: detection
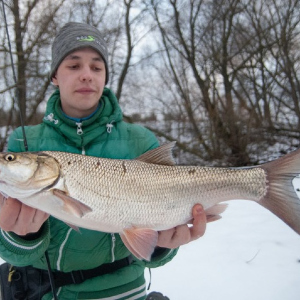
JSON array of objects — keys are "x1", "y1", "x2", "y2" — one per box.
[{"x1": 0, "y1": 152, "x2": 60, "y2": 198}]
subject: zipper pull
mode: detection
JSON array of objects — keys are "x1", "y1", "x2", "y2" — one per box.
[{"x1": 76, "y1": 122, "x2": 83, "y2": 135}]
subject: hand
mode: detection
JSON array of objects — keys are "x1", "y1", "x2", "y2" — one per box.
[
  {"x1": 156, "y1": 204, "x2": 206, "y2": 249},
  {"x1": 0, "y1": 194, "x2": 49, "y2": 236}
]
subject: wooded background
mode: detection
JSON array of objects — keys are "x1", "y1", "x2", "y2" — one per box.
[{"x1": 1, "y1": 0, "x2": 300, "y2": 166}]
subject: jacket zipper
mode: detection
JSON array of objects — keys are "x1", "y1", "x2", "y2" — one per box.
[
  {"x1": 75, "y1": 122, "x2": 86, "y2": 154},
  {"x1": 76, "y1": 122, "x2": 83, "y2": 135}
]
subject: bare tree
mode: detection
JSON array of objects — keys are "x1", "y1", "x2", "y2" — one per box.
[
  {"x1": 1, "y1": 0, "x2": 300, "y2": 166},
  {"x1": 0, "y1": 0, "x2": 68, "y2": 150},
  {"x1": 141, "y1": 0, "x2": 300, "y2": 165}
]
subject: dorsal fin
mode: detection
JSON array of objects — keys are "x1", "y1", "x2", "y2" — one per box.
[{"x1": 136, "y1": 142, "x2": 176, "y2": 166}]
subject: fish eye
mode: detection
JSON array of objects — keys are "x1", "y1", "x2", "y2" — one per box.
[{"x1": 4, "y1": 154, "x2": 15, "y2": 161}]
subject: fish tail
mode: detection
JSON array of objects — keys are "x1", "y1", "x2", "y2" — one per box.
[{"x1": 259, "y1": 149, "x2": 300, "y2": 234}]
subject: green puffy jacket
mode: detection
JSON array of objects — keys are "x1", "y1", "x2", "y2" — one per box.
[{"x1": 0, "y1": 88, "x2": 178, "y2": 300}]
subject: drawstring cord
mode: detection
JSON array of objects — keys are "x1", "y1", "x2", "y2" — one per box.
[
  {"x1": 44, "y1": 113, "x2": 59, "y2": 124},
  {"x1": 45, "y1": 251, "x2": 58, "y2": 300},
  {"x1": 147, "y1": 268, "x2": 152, "y2": 290},
  {"x1": 111, "y1": 233, "x2": 116, "y2": 262},
  {"x1": 106, "y1": 121, "x2": 114, "y2": 133}
]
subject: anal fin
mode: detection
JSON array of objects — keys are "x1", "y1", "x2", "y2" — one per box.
[{"x1": 120, "y1": 227, "x2": 158, "y2": 261}]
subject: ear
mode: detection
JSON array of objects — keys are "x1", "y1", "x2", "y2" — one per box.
[{"x1": 52, "y1": 73, "x2": 58, "y2": 86}]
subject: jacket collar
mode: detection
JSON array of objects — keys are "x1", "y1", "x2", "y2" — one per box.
[{"x1": 43, "y1": 87, "x2": 123, "y2": 148}]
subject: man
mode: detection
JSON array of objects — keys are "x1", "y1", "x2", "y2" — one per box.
[{"x1": 0, "y1": 22, "x2": 206, "y2": 299}]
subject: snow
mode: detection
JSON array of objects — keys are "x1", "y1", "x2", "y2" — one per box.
[
  {"x1": 147, "y1": 200, "x2": 300, "y2": 300},
  {"x1": 0, "y1": 202, "x2": 299, "y2": 300}
]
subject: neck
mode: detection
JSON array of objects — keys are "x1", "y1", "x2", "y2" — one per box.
[{"x1": 61, "y1": 103, "x2": 101, "y2": 122}]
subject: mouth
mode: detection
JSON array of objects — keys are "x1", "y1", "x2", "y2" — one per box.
[{"x1": 75, "y1": 88, "x2": 96, "y2": 94}]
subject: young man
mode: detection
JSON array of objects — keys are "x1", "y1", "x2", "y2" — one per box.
[{"x1": 0, "y1": 22, "x2": 206, "y2": 299}]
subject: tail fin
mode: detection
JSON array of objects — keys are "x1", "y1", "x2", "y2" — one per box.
[{"x1": 259, "y1": 148, "x2": 300, "y2": 234}]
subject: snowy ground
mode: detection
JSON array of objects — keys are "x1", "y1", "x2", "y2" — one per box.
[{"x1": 147, "y1": 200, "x2": 300, "y2": 300}]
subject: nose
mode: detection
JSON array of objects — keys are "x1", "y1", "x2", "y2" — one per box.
[{"x1": 79, "y1": 67, "x2": 92, "y2": 82}]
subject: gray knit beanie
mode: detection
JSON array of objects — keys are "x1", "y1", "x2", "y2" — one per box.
[{"x1": 50, "y1": 22, "x2": 109, "y2": 84}]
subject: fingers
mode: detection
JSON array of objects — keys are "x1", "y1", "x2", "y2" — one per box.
[
  {"x1": 17, "y1": 203, "x2": 49, "y2": 233},
  {"x1": 189, "y1": 204, "x2": 207, "y2": 241},
  {"x1": 0, "y1": 197, "x2": 49, "y2": 236},
  {"x1": 157, "y1": 229, "x2": 174, "y2": 248},
  {"x1": 32, "y1": 209, "x2": 49, "y2": 225},
  {"x1": 0, "y1": 197, "x2": 22, "y2": 230},
  {"x1": 171, "y1": 225, "x2": 192, "y2": 246},
  {"x1": 157, "y1": 227, "x2": 182, "y2": 248},
  {"x1": 157, "y1": 204, "x2": 207, "y2": 249}
]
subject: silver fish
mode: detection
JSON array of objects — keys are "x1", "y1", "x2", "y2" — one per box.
[{"x1": 0, "y1": 143, "x2": 299, "y2": 260}]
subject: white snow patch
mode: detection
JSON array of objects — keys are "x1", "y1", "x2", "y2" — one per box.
[{"x1": 147, "y1": 200, "x2": 300, "y2": 300}]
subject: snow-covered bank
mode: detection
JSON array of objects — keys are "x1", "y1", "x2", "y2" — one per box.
[{"x1": 147, "y1": 200, "x2": 300, "y2": 300}]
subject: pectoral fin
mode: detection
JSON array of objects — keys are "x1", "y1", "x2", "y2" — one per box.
[
  {"x1": 120, "y1": 228, "x2": 158, "y2": 261},
  {"x1": 52, "y1": 189, "x2": 93, "y2": 218}
]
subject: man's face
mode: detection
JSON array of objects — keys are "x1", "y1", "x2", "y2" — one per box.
[{"x1": 52, "y1": 47, "x2": 106, "y2": 119}]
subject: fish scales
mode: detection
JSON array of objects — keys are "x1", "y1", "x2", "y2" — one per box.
[{"x1": 43, "y1": 151, "x2": 267, "y2": 231}]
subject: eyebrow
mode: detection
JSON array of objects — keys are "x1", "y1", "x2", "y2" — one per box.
[{"x1": 65, "y1": 54, "x2": 104, "y2": 62}]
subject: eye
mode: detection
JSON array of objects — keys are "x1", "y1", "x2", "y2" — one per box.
[
  {"x1": 68, "y1": 64, "x2": 79, "y2": 70},
  {"x1": 5, "y1": 154, "x2": 15, "y2": 161},
  {"x1": 93, "y1": 66, "x2": 102, "y2": 72}
]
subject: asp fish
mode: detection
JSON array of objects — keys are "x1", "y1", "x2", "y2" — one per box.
[{"x1": 0, "y1": 143, "x2": 299, "y2": 260}]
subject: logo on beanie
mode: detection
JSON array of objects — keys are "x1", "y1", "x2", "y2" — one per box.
[
  {"x1": 76, "y1": 35, "x2": 105, "y2": 50},
  {"x1": 77, "y1": 35, "x2": 96, "y2": 42}
]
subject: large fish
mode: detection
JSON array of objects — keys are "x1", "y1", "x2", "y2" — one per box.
[{"x1": 0, "y1": 143, "x2": 299, "y2": 260}]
